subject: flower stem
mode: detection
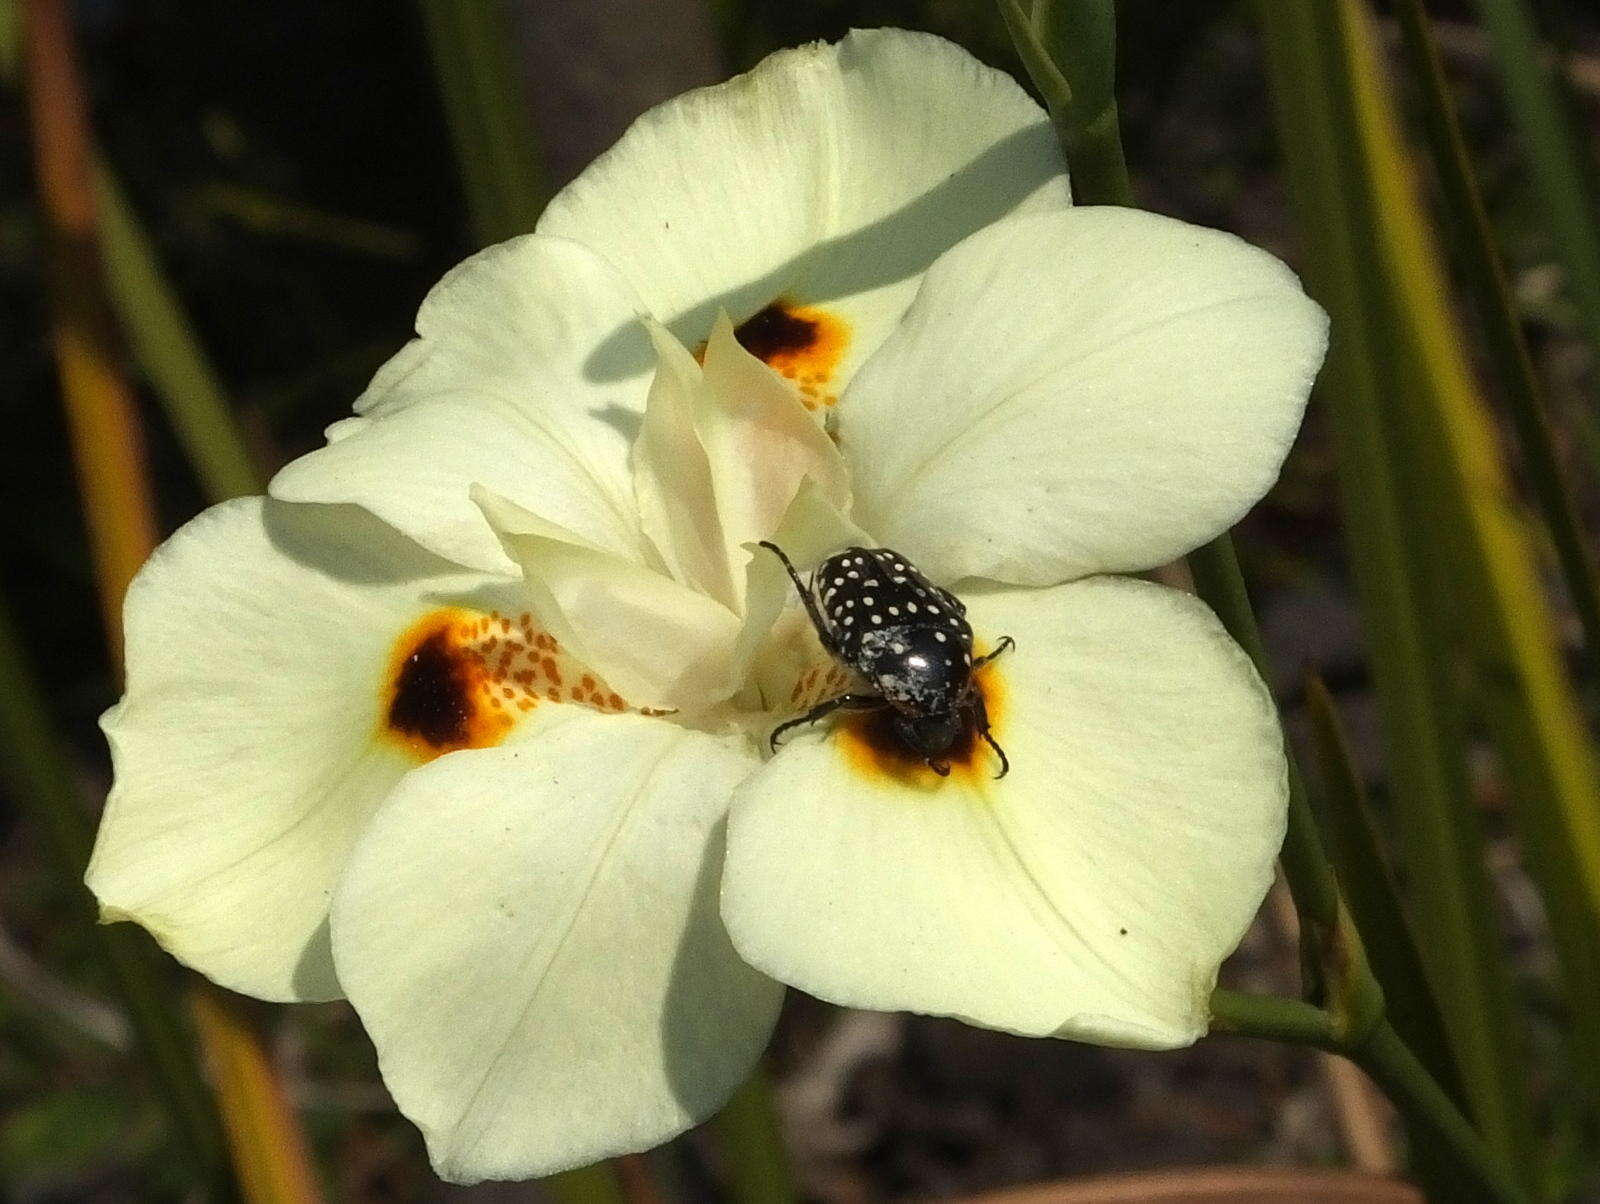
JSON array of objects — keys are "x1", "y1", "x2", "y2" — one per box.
[
  {"x1": 1023, "y1": 4, "x2": 1352, "y2": 985},
  {"x1": 1211, "y1": 993, "x2": 1525, "y2": 1204},
  {"x1": 710, "y1": 1067, "x2": 797, "y2": 1204},
  {"x1": 998, "y1": 5, "x2": 1521, "y2": 1198}
]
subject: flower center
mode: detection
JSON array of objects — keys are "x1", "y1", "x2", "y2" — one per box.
[
  {"x1": 835, "y1": 654, "x2": 1007, "y2": 788},
  {"x1": 381, "y1": 608, "x2": 627, "y2": 761},
  {"x1": 732, "y1": 299, "x2": 850, "y2": 410}
]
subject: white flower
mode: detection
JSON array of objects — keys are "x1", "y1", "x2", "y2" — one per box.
[{"x1": 86, "y1": 29, "x2": 1327, "y2": 1185}]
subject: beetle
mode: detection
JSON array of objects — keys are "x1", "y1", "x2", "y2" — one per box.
[{"x1": 759, "y1": 541, "x2": 1012, "y2": 778}]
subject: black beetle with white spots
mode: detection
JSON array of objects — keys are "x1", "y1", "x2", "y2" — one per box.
[{"x1": 760, "y1": 542, "x2": 1012, "y2": 777}]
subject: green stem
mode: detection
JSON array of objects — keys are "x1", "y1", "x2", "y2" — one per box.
[
  {"x1": 709, "y1": 1067, "x2": 797, "y2": 1204},
  {"x1": 417, "y1": 0, "x2": 548, "y2": 246},
  {"x1": 1209, "y1": 988, "x2": 1335, "y2": 1047},
  {"x1": 1212, "y1": 993, "x2": 1524, "y2": 1204},
  {"x1": 1000, "y1": 5, "x2": 1523, "y2": 1198},
  {"x1": 543, "y1": 1162, "x2": 629, "y2": 1204},
  {"x1": 1356, "y1": 1021, "x2": 1527, "y2": 1204}
]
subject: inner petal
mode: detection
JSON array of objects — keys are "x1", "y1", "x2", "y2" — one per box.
[
  {"x1": 382, "y1": 607, "x2": 628, "y2": 762},
  {"x1": 710, "y1": 299, "x2": 851, "y2": 411}
]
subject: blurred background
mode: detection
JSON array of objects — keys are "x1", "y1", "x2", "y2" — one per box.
[{"x1": 3, "y1": 0, "x2": 1600, "y2": 1200}]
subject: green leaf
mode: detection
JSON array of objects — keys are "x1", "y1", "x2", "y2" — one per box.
[
  {"x1": 417, "y1": 0, "x2": 549, "y2": 246},
  {"x1": 1254, "y1": 1, "x2": 1540, "y2": 1187},
  {"x1": 1469, "y1": 0, "x2": 1600, "y2": 397},
  {"x1": 0, "y1": 598, "x2": 230, "y2": 1191},
  {"x1": 94, "y1": 158, "x2": 263, "y2": 503},
  {"x1": 0, "y1": 1086, "x2": 131, "y2": 1182}
]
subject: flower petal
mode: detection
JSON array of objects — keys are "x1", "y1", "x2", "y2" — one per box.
[
  {"x1": 476, "y1": 489, "x2": 743, "y2": 713},
  {"x1": 839, "y1": 208, "x2": 1329, "y2": 585},
  {"x1": 722, "y1": 576, "x2": 1286, "y2": 1047},
  {"x1": 632, "y1": 323, "x2": 738, "y2": 604},
  {"x1": 270, "y1": 236, "x2": 653, "y2": 576},
  {"x1": 699, "y1": 315, "x2": 851, "y2": 555},
  {"x1": 87, "y1": 498, "x2": 539, "y2": 1001},
  {"x1": 633, "y1": 316, "x2": 853, "y2": 612},
  {"x1": 332, "y1": 708, "x2": 780, "y2": 1184},
  {"x1": 539, "y1": 29, "x2": 1068, "y2": 398}
]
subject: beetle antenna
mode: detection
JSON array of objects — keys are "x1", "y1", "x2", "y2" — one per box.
[{"x1": 758, "y1": 541, "x2": 838, "y2": 655}]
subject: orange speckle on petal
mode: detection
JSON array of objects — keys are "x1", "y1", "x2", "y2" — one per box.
[{"x1": 380, "y1": 606, "x2": 636, "y2": 763}]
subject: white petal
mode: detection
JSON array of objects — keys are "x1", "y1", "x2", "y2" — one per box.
[
  {"x1": 270, "y1": 236, "x2": 653, "y2": 576},
  {"x1": 476, "y1": 490, "x2": 743, "y2": 713},
  {"x1": 631, "y1": 323, "x2": 738, "y2": 605},
  {"x1": 538, "y1": 29, "x2": 1068, "y2": 401},
  {"x1": 840, "y1": 208, "x2": 1329, "y2": 585},
  {"x1": 332, "y1": 708, "x2": 780, "y2": 1184},
  {"x1": 87, "y1": 498, "x2": 532, "y2": 1001},
  {"x1": 632, "y1": 317, "x2": 852, "y2": 612},
  {"x1": 722, "y1": 576, "x2": 1286, "y2": 1047},
  {"x1": 699, "y1": 316, "x2": 851, "y2": 555}
]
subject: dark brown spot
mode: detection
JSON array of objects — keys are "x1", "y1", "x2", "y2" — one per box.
[
  {"x1": 735, "y1": 302, "x2": 819, "y2": 362},
  {"x1": 387, "y1": 629, "x2": 475, "y2": 751}
]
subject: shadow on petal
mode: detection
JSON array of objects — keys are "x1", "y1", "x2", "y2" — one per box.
[
  {"x1": 661, "y1": 814, "x2": 783, "y2": 1117},
  {"x1": 581, "y1": 124, "x2": 1065, "y2": 384}
]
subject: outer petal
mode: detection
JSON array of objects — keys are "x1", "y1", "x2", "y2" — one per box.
[
  {"x1": 722, "y1": 576, "x2": 1287, "y2": 1047},
  {"x1": 270, "y1": 236, "x2": 653, "y2": 576},
  {"x1": 332, "y1": 708, "x2": 781, "y2": 1184},
  {"x1": 540, "y1": 29, "x2": 1069, "y2": 392},
  {"x1": 88, "y1": 498, "x2": 519, "y2": 1001},
  {"x1": 839, "y1": 208, "x2": 1329, "y2": 585}
]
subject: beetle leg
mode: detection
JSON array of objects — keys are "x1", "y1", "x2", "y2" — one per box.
[
  {"x1": 758, "y1": 541, "x2": 841, "y2": 656},
  {"x1": 971, "y1": 634, "x2": 1015, "y2": 670},
  {"x1": 969, "y1": 691, "x2": 1010, "y2": 779},
  {"x1": 769, "y1": 692, "x2": 884, "y2": 752}
]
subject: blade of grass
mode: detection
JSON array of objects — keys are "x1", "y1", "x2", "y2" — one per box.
[
  {"x1": 1256, "y1": 1, "x2": 1539, "y2": 1186},
  {"x1": 1391, "y1": 0, "x2": 1600, "y2": 694},
  {"x1": 417, "y1": 0, "x2": 548, "y2": 245},
  {"x1": 1337, "y1": 0, "x2": 1600, "y2": 1102},
  {"x1": 94, "y1": 158, "x2": 264, "y2": 502},
  {"x1": 0, "y1": 598, "x2": 230, "y2": 1192},
  {"x1": 1469, "y1": 0, "x2": 1600, "y2": 391},
  {"x1": 23, "y1": 0, "x2": 322, "y2": 1197}
]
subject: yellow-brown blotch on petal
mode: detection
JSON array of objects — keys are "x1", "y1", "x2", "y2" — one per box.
[
  {"x1": 734, "y1": 300, "x2": 850, "y2": 410},
  {"x1": 836, "y1": 657, "x2": 1008, "y2": 791},
  {"x1": 380, "y1": 608, "x2": 629, "y2": 762}
]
